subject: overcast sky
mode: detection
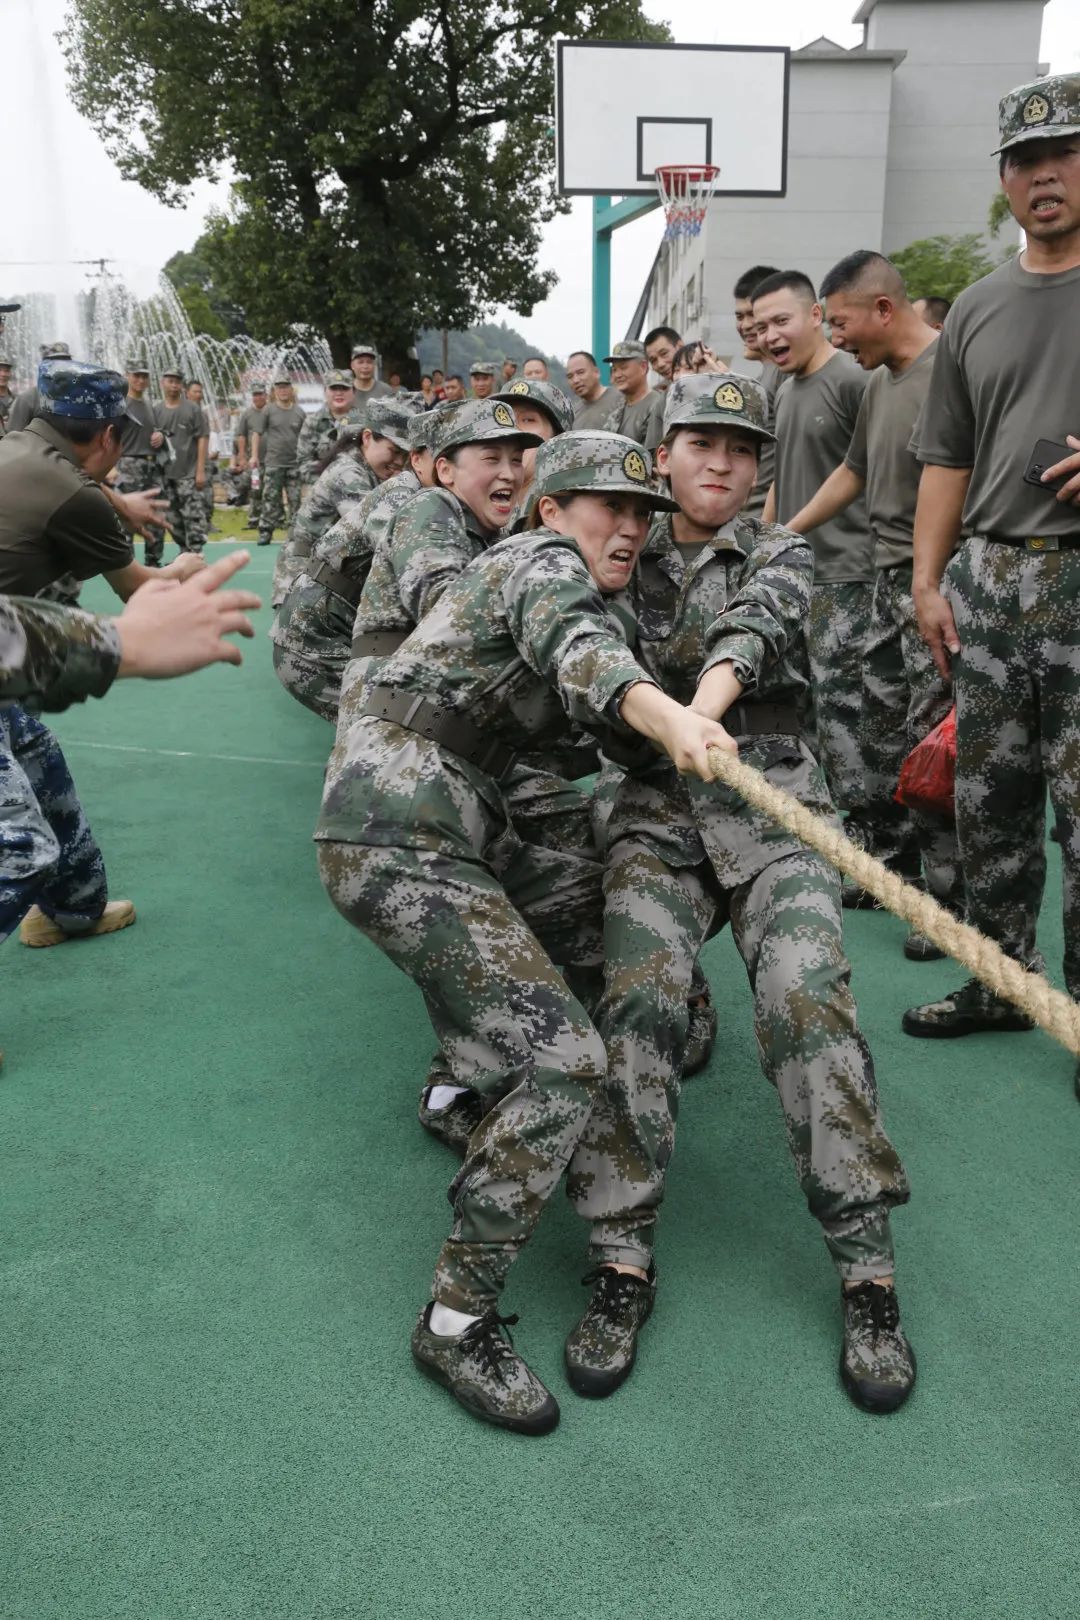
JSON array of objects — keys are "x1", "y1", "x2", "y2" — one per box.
[{"x1": 3, "y1": 0, "x2": 1076, "y2": 358}]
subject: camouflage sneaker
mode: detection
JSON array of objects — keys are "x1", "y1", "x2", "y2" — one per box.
[
  {"x1": 564, "y1": 1265, "x2": 656, "y2": 1398},
  {"x1": 903, "y1": 929, "x2": 945, "y2": 961},
  {"x1": 682, "y1": 994, "x2": 717, "y2": 1078},
  {"x1": 901, "y1": 978, "x2": 1035, "y2": 1039},
  {"x1": 417, "y1": 1081, "x2": 487, "y2": 1157},
  {"x1": 411, "y1": 1304, "x2": 560, "y2": 1435},
  {"x1": 840, "y1": 1282, "x2": 916, "y2": 1414}
]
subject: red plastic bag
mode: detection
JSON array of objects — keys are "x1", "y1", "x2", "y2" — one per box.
[{"x1": 895, "y1": 707, "x2": 956, "y2": 818}]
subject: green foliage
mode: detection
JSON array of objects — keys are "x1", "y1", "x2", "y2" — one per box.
[
  {"x1": 64, "y1": 0, "x2": 669, "y2": 362},
  {"x1": 163, "y1": 246, "x2": 245, "y2": 337},
  {"x1": 987, "y1": 190, "x2": 1013, "y2": 238},
  {"x1": 890, "y1": 234, "x2": 995, "y2": 302},
  {"x1": 416, "y1": 323, "x2": 567, "y2": 388}
]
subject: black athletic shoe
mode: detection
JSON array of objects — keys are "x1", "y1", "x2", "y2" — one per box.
[
  {"x1": 901, "y1": 977, "x2": 1035, "y2": 1039},
  {"x1": 564, "y1": 1265, "x2": 656, "y2": 1398},
  {"x1": 417, "y1": 1082, "x2": 487, "y2": 1157},
  {"x1": 903, "y1": 929, "x2": 946, "y2": 961},
  {"x1": 412, "y1": 1305, "x2": 559, "y2": 1435},
  {"x1": 840, "y1": 1282, "x2": 916, "y2": 1414}
]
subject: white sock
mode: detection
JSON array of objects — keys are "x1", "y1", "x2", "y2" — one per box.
[
  {"x1": 430, "y1": 1301, "x2": 482, "y2": 1337},
  {"x1": 426, "y1": 1084, "x2": 470, "y2": 1112}
]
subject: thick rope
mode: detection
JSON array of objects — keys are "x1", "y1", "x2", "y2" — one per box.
[{"x1": 705, "y1": 745, "x2": 1080, "y2": 1059}]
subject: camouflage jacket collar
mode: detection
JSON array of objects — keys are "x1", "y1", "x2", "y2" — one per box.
[
  {"x1": 438, "y1": 485, "x2": 500, "y2": 545},
  {"x1": 645, "y1": 513, "x2": 749, "y2": 588}
]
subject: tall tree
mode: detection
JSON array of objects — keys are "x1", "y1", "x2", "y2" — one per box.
[
  {"x1": 63, "y1": 1, "x2": 668, "y2": 362},
  {"x1": 890, "y1": 234, "x2": 996, "y2": 303}
]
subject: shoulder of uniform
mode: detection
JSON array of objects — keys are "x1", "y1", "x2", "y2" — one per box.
[{"x1": 735, "y1": 513, "x2": 808, "y2": 550}]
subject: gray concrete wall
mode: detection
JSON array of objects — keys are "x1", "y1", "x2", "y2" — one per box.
[{"x1": 865, "y1": 0, "x2": 1047, "y2": 251}]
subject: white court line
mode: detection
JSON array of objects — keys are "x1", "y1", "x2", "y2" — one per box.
[{"x1": 62, "y1": 739, "x2": 324, "y2": 769}]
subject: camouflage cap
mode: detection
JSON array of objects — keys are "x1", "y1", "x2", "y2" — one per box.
[
  {"x1": 42, "y1": 341, "x2": 72, "y2": 360},
  {"x1": 125, "y1": 358, "x2": 150, "y2": 374},
  {"x1": 365, "y1": 396, "x2": 417, "y2": 451},
  {"x1": 351, "y1": 343, "x2": 377, "y2": 358},
  {"x1": 37, "y1": 359, "x2": 131, "y2": 422},
  {"x1": 431, "y1": 398, "x2": 544, "y2": 459},
  {"x1": 662, "y1": 373, "x2": 775, "y2": 444},
  {"x1": 0, "y1": 354, "x2": 16, "y2": 367},
  {"x1": 251, "y1": 381, "x2": 268, "y2": 395},
  {"x1": 994, "y1": 73, "x2": 1080, "y2": 154},
  {"x1": 529, "y1": 430, "x2": 679, "y2": 518},
  {"x1": 272, "y1": 373, "x2": 292, "y2": 386},
  {"x1": 325, "y1": 369, "x2": 354, "y2": 389},
  {"x1": 493, "y1": 377, "x2": 575, "y2": 435},
  {"x1": 408, "y1": 400, "x2": 453, "y2": 452},
  {"x1": 469, "y1": 361, "x2": 497, "y2": 377},
  {"x1": 603, "y1": 339, "x2": 647, "y2": 364},
  {"x1": 160, "y1": 364, "x2": 184, "y2": 380}
]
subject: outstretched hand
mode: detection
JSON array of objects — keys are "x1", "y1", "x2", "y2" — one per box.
[{"x1": 116, "y1": 551, "x2": 261, "y2": 679}]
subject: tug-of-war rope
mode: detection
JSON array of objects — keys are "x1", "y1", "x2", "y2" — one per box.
[{"x1": 705, "y1": 745, "x2": 1080, "y2": 1059}]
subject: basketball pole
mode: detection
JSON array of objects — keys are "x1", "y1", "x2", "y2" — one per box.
[{"x1": 591, "y1": 193, "x2": 660, "y2": 378}]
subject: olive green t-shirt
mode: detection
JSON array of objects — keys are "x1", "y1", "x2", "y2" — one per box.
[
  {"x1": 573, "y1": 386, "x2": 621, "y2": 430},
  {"x1": 259, "y1": 402, "x2": 305, "y2": 470},
  {"x1": 773, "y1": 349, "x2": 873, "y2": 584},
  {"x1": 732, "y1": 359, "x2": 781, "y2": 518},
  {"x1": 120, "y1": 396, "x2": 158, "y2": 456},
  {"x1": 235, "y1": 405, "x2": 268, "y2": 460},
  {"x1": 0, "y1": 419, "x2": 134, "y2": 595},
  {"x1": 610, "y1": 389, "x2": 665, "y2": 451},
  {"x1": 845, "y1": 340, "x2": 938, "y2": 569},
  {"x1": 915, "y1": 256, "x2": 1080, "y2": 538},
  {"x1": 154, "y1": 398, "x2": 209, "y2": 480}
]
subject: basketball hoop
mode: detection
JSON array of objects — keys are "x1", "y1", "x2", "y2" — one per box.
[{"x1": 654, "y1": 164, "x2": 720, "y2": 242}]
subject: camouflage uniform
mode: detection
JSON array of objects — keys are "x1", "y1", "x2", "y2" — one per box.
[
  {"x1": 316, "y1": 511, "x2": 670, "y2": 1314},
  {"x1": 296, "y1": 371, "x2": 365, "y2": 483},
  {"x1": 260, "y1": 466, "x2": 301, "y2": 545},
  {"x1": 904, "y1": 73, "x2": 1080, "y2": 1035},
  {"x1": 566, "y1": 379, "x2": 909, "y2": 1281},
  {"x1": 270, "y1": 466, "x2": 420, "y2": 716},
  {"x1": 0, "y1": 593, "x2": 121, "y2": 708},
  {"x1": 269, "y1": 437, "x2": 374, "y2": 612}
]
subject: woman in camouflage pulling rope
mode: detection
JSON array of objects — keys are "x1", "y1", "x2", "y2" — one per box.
[
  {"x1": 560, "y1": 375, "x2": 916, "y2": 1416},
  {"x1": 269, "y1": 397, "x2": 414, "y2": 612},
  {"x1": 317, "y1": 431, "x2": 732, "y2": 1435}
]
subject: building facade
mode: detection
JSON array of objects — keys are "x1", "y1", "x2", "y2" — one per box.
[{"x1": 645, "y1": 0, "x2": 1048, "y2": 358}]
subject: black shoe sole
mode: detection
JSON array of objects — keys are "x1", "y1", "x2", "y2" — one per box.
[
  {"x1": 412, "y1": 1348, "x2": 560, "y2": 1435},
  {"x1": 901, "y1": 1011, "x2": 1035, "y2": 1039},
  {"x1": 840, "y1": 1349, "x2": 917, "y2": 1415},
  {"x1": 902, "y1": 940, "x2": 946, "y2": 962}
]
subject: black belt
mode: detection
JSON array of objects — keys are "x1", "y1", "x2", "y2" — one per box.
[
  {"x1": 360, "y1": 685, "x2": 517, "y2": 781},
  {"x1": 308, "y1": 558, "x2": 363, "y2": 606},
  {"x1": 723, "y1": 701, "x2": 803, "y2": 738},
  {"x1": 978, "y1": 533, "x2": 1080, "y2": 552},
  {"x1": 352, "y1": 627, "x2": 409, "y2": 659}
]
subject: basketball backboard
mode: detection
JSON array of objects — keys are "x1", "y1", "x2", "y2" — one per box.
[{"x1": 555, "y1": 40, "x2": 789, "y2": 198}]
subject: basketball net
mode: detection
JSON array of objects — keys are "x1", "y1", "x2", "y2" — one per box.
[{"x1": 654, "y1": 164, "x2": 720, "y2": 242}]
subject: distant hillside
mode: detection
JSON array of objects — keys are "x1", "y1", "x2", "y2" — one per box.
[{"x1": 417, "y1": 322, "x2": 567, "y2": 390}]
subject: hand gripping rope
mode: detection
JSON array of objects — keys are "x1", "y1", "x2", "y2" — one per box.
[{"x1": 705, "y1": 745, "x2": 1080, "y2": 1058}]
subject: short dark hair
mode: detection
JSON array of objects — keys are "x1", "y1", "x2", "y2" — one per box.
[
  {"x1": 34, "y1": 410, "x2": 121, "y2": 446},
  {"x1": 524, "y1": 355, "x2": 547, "y2": 366},
  {"x1": 819, "y1": 249, "x2": 907, "y2": 303},
  {"x1": 186, "y1": 378, "x2": 201, "y2": 388},
  {"x1": 751, "y1": 270, "x2": 818, "y2": 305},
  {"x1": 644, "y1": 325, "x2": 681, "y2": 348},
  {"x1": 918, "y1": 295, "x2": 952, "y2": 325},
  {"x1": 733, "y1": 264, "x2": 780, "y2": 300},
  {"x1": 567, "y1": 350, "x2": 598, "y2": 368},
  {"x1": 421, "y1": 373, "x2": 432, "y2": 384},
  {"x1": 670, "y1": 341, "x2": 703, "y2": 374},
  {"x1": 432, "y1": 368, "x2": 444, "y2": 378},
  {"x1": 447, "y1": 373, "x2": 463, "y2": 384}
]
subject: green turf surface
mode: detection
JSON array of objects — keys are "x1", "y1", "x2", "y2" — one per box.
[{"x1": 4, "y1": 543, "x2": 1079, "y2": 1619}]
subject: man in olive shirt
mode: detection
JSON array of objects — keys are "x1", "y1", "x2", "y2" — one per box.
[
  {"x1": 755, "y1": 270, "x2": 878, "y2": 852},
  {"x1": 566, "y1": 350, "x2": 620, "y2": 430},
  {"x1": 0, "y1": 361, "x2": 204, "y2": 974},
  {"x1": 350, "y1": 344, "x2": 394, "y2": 402},
  {"x1": 603, "y1": 339, "x2": 664, "y2": 449},
  {"x1": 231, "y1": 383, "x2": 268, "y2": 526},
  {"x1": 785, "y1": 250, "x2": 962, "y2": 952},
  {"x1": 251, "y1": 375, "x2": 305, "y2": 545},
  {"x1": 155, "y1": 366, "x2": 210, "y2": 555},
  {"x1": 114, "y1": 360, "x2": 167, "y2": 564},
  {"x1": 730, "y1": 264, "x2": 780, "y2": 517},
  {"x1": 906, "y1": 73, "x2": 1080, "y2": 1060}
]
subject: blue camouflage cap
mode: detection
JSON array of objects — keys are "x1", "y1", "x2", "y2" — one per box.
[
  {"x1": 38, "y1": 359, "x2": 132, "y2": 422},
  {"x1": 493, "y1": 377, "x2": 575, "y2": 435}
]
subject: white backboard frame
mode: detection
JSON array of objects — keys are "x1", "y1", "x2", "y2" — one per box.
[{"x1": 555, "y1": 40, "x2": 790, "y2": 198}]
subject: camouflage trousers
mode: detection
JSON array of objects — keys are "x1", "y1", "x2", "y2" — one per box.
[
  {"x1": 270, "y1": 576, "x2": 353, "y2": 723},
  {"x1": 258, "y1": 467, "x2": 301, "y2": 543},
  {"x1": 862, "y1": 562, "x2": 962, "y2": 901},
  {"x1": 0, "y1": 704, "x2": 109, "y2": 944},
  {"x1": 807, "y1": 581, "x2": 873, "y2": 818},
  {"x1": 318, "y1": 833, "x2": 606, "y2": 1313},
  {"x1": 115, "y1": 454, "x2": 166, "y2": 565},
  {"x1": 37, "y1": 575, "x2": 83, "y2": 609},
  {"x1": 946, "y1": 537, "x2": 1080, "y2": 995},
  {"x1": 565, "y1": 839, "x2": 909, "y2": 1279},
  {"x1": 162, "y1": 475, "x2": 208, "y2": 554}
]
